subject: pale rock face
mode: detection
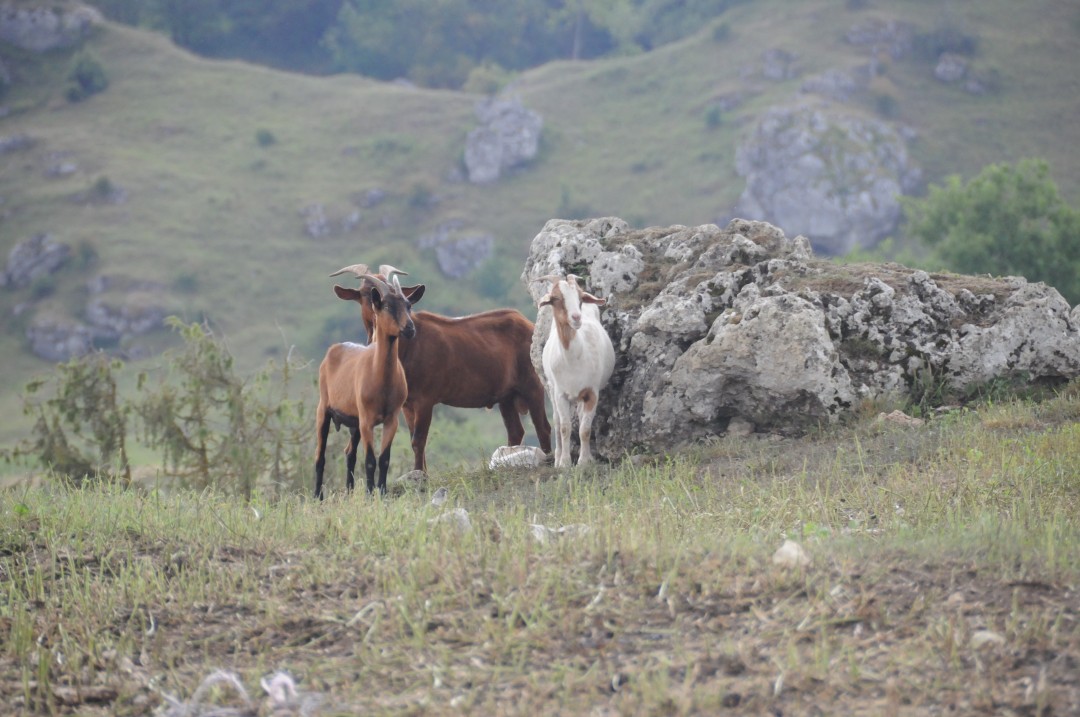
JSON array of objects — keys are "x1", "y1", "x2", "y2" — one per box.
[
  {"x1": 0, "y1": 3, "x2": 101, "y2": 52},
  {"x1": 521, "y1": 217, "x2": 1080, "y2": 459},
  {"x1": 733, "y1": 103, "x2": 920, "y2": 256},
  {"x1": 463, "y1": 97, "x2": 543, "y2": 184}
]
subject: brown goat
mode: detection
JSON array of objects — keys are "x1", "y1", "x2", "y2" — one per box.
[
  {"x1": 331, "y1": 265, "x2": 551, "y2": 473},
  {"x1": 314, "y1": 270, "x2": 423, "y2": 499}
]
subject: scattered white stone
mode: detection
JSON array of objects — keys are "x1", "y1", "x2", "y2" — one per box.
[
  {"x1": 726, "y1": 416, "x2": 754, "y2": 437},
  {"x1": 489, "y1": 445, "x2": 547, "y2": 470},
  {"x1": 530, "y1": 523, "x2": 591, "y2": 544},
  {"x1": 876, "y1": 409, "x2": 925, "y2": 427},
  {"x1": 772, "y1": 539, "x2": 811, "y2": 569},
  {"x1": 431, "y1": 487, "x2": 448, "y2": 506},
  {"x1": 970, "y1": 630, "x2": 1006, "y2": 649},
  {"x1": 260, "y1": 671, "x2": 298, "y2": 704},
  {"x1": 429, "y1": 508, "x2": 472, "y2": 532},
  {"x1": 392, "y1": 469, "x2": 428, "y2": 494}
]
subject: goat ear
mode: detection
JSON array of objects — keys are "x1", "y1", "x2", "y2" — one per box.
[
  {"x1": 581, "y1": 292, "x2": 606, "y2": 306},
  {"x1": 334, "y1": 285, "x2": 363, "y2": 303},
  {"x1": 537, "y1": 292, "x2": 553, "y2": 308},
  {"x1": 405, "y1": 284, "x2": 425, "y2": 306},
  {"x1": 369, "y1": 287, "x2": 384, "y2": 310}
]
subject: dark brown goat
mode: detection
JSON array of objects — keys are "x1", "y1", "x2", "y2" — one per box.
[{"x1": 331, "y1": 265, "x2": 552, "y2": 472}]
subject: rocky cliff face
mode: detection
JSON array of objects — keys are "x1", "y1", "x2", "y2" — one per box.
[
  {"x1": 523, "y1": 218, "x2": 1080, "y2": 459},
  {"x1": 0, "y1": 2, "x2": 100, "y2": 52},
  {"x1": 733, "y1": 103, "x2": 920, "y2": 256}
]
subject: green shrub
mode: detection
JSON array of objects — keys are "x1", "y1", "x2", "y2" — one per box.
[
  {"x1": 873, "y1": 92, "x2": 899, "y2": 118},
  {"x1": 913, "y1": 25, "x2": 979, "y2": 62},
  {"x1": 902, "y1": 158, "x2": 1080, "y2": 304},
  {"x1": 4, "y1": 354, "x2": 131, "y2": 486},
  {"x1": 29, "y1": 275, "x2": 55, "y2": 300},
  {"x1": 136, "y1": 318, "x2": 310, "y2": 498},
  {"x1": 463, "y1": 62, "x2": 512, "y2": 95},
  {"x1": 65, "y1": 51, "x2": 109, "y2": 102},
  {"x1": 92, "y1": 175, "x2": 114, "y2": 200},
  {"x1": 173, "y1": 272, "x2": 199, "y2": 293},
  {"x1": 704, "y1": 103, "x2": 724, "y2": 129},
  {"x1": 255, "y1": 128, "x2": 277, "y2": 147}
]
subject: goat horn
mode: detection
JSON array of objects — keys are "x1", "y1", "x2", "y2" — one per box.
[
  {"x1": 361, "y1": 274, "x2": 392, "y2": 297},
  {"x1": 530, "y1": 273, "x2": 562, "y2": 284},
  {"x1": 329, "y1": 263, "x2": 371, "y2": 279},
  {"x1": 378, "y1": 265, "x2": 408, "y2": 281}
]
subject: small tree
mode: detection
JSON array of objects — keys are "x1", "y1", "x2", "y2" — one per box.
[
  {"x1": 136, "y1": 318, "x2": 311, "y2": 498},
  {"x1": 902, "y1": 159, "x2": 1080, "y2": 305},
  {"x1": 5, "y1": 354, "x2": 131, "y2": 485},
  {"x1": 65, "y1": 51, "x2": 109, "y2": 102}
]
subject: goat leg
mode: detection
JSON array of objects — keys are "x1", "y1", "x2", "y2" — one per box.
[
  {"x1": 498, "y1": 399, "x2": 526, "y2": 446},
  {"x1": 345, "y1": 427, "x2": 360, "y2": 492},
  {"x1": 576, "y1": 388, "x2": 599, "y2": 466},
  {"x1": 314, "y1": 409, "x2": 332, "y2": 500},
  {"x1": 364, "y1": 444, "x2": 377, "y2": 494},
  {"x1": 408, "y1": 403, "x2": 434, "y2": 473}
]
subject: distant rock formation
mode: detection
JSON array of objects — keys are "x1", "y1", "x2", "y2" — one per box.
[
  {"x1": 733, "y1": 103, "x2": 920, "y2": 256},
  {"x1": 463, "y1": 96, "x2": 542, "y2": 184},
  {"x1": 0, "y1": 2, "x2": 101, "y2": 52},
  {"x1": 523, "y1": 217, "x2": 1080, "y2": 459},
  {"x1": 2, "y1": 233, "x2": 69, "y2": 288},
  {"x1": 22, "y1": 274, "x2": 171, "y2": 362},
  {"x1": 418, "y1": 219, "x2": 493, "y2": 278}
]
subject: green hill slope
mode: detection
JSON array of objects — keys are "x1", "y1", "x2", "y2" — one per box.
[{"x1": 1, "y1": 0, "x2": 1078, "y2": 446}]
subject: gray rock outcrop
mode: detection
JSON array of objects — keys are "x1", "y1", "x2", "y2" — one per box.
[
  {"x1": 522, "y1": 217, "x2": 1080, "y2": 460},
  {"x1": 2, "y1": 233, "x2": 70, "y2": 288},
  {"x1": 0, "y1": 2, "x2": 101, "y2": 52},
  {"x1": 733, "y1": 103, "x2": 920, "y2": 256},
  {"x1": 84, "y1": 274, "x2": 169, "y2": 338},
  {"x1": 26, "y1": 315, "x2": 96, "y2": 362},
  {"x1": 418, "y1": 219, "x2": 494, "y2": 278},
  {"x1": 0, "y1": 133, "x2": 35, "y2": 154},
  {"x1": 463, "y1": 96, "x2": 542, "y2": 184},
  {"x1": 844, "y1": 18, "x2": 914, "y2": 60}
]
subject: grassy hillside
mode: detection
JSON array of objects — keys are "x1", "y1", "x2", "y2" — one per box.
[
  {"x1": 1, "y1": 0, "x2": 1079, "y2": 448},
  {"x1": 1, "y1": 391, "x2": 1078, "y2": 714}
]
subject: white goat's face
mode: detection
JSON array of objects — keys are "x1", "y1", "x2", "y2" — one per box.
[
  {"x1": 538, "y1": 276, "x2": 606, "y2": 332},
  {"x1": 559, "y1": 280, "x2": 585, "y2": 330}
]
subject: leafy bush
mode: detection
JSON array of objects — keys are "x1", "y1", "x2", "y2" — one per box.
[
  {"x1": 3, "y1": 354, "x2": 131, "y2": 485},
  {"x1": 912, "y1": 24, "x2": 979, "y2": 62},
  {"x1": 873, "y1": 92, "x2": 899, "y2": 118},
  {"x1": 136, "y1": 319, "x2": 311, "y2": 498},
  {"x1": 901, "y1": 158, "x2": 1080, "y2": 304},
  {"x1": 255, "y1": 128, "x2": 277, "y2": 147},
  {"x1": 65, "y1": 51, "x2": 109, "y2": 102},
  {"x1": 463, "y1": 62, "x2": 513, "y2": 95},
  {"x1": 704, "y1": 103, "x2": 724, "y2": 129}
]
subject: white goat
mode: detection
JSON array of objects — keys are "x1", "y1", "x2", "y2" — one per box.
[{"x1": 537, "y1": 275, "x2": 615, "y2": 468}]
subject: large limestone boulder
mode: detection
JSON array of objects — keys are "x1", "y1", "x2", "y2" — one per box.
[
  {"x1": 463, "y1": 96, "x2": 542, "y2": 184},
  {"x1": 733, "y1": 103, "x2": 920, "y2": 256},
  {"x1": 2, "y1": 233, "x2": 70, "y2": 288},
  {"x1": 522, "y1": 217, "x2": 1080, "y2": 459},
  {"x1": 0, "y1": 2, "x2": 101, "y2": 52}
]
